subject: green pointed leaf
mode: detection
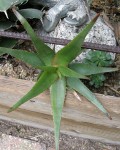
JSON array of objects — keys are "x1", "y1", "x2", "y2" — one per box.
[
  {"x1": 67, "y1": 78, "x2": 112, "y2": 119},
  {"x1": 13, "y1": 9, "x2": 55, "y2": 65},
  {"x1": 52, "y1": 14, "x2": 100, "y2": 66},
  {"x1": 0, "y1": 38, "x2": 17, "y2": 48},
  {"x1": 18, "y1": 9, "x2": 43, "y2": 19},
  {"x1": 0, "y1": 47, "x2": 43, "y2": 68},
  {"x1": 50, "y1": 76, "x2": 66, "y2": 150},
  {"x1": 58, "y1": 66, "x2": 88, "y2": 79},
  {"x1": 0, "y1": 21, "x2": 15, "y2": 31},
  {"x1": 8, "y1": 71, "x2": 58, "y2": 112},
  {"x1": 0, "y1": 51, "x2": 5, "y2": 56},
  {"x1": 69, "y1": 63, "x2": 118, "y2": 75},
  {"x1": 0, "y1": 0, "x2": 28, "y2": 12}
]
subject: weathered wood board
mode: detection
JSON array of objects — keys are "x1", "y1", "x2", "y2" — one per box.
[{"x1": 0, "y1": 75, "x2": 120, "y2": 145}]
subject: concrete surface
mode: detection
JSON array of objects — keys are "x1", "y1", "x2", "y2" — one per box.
[{"x1": 0, "y1": 134, "x2": 46, "y2": 150}]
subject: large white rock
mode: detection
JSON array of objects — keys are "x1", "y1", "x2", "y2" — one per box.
[
  {"x1": 38, "y1": 12, "x2": 116, "y2": 61},
  {"x1": 36, "y1": 0, "x2": 116, "y2": 62}
]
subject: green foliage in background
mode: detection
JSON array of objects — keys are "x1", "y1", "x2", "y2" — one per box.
[
  {"x1": 0, "y1": 0, "x2": 43, "y2": 31},
  {"x1": 83, "y1": 51, "x2": 114, "y2": 88},
  {"x1": 0, "y1": 0, "x2": 28, "y2": 12},
  {"x1": 0, "y1": 9, "x2": 118, "y2": 150},
  {"x1": 0, "y1": 0, "x2": 43, "y2": 48}
]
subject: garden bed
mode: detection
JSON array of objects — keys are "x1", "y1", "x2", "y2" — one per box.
[
  {"x1": 0, "y1": 75, "x2": 120, "y2": 145},
  {"x1": 0, "y1": 0, "x2": 120, "y2": 148}
]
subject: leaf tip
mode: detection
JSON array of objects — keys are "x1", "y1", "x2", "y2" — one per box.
[
  {"x1": 12, "y1": 7, "x2": 16, "y2": 13},
  {"x1": 12, "y1": 8, "x2": 24, "y2": 23},
  {"x1": 92, "y1": 13, "x2": 100, "y2": 23},
  {"x1": 106, "y1": 113, "x2": 112, "y2": 120},
  {"x1": 7, "y1": 107, "x2": 14, "y2": 113}
]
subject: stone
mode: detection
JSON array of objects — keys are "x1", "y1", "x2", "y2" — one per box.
[
  {"x1": 38, "y1": 11, "x2": 116, "y2": 61},
  {"x1": 36, "y1": 0, "x2": 116, "y2": 61}
]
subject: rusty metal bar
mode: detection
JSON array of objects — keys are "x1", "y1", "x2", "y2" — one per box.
[{"x1": 0, "y1": 30, "x2": 120, "y2": 53}]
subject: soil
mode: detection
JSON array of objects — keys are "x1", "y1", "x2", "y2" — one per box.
[
  {"x1": 0, "y1": 0, "x2": 120, "y2": 150},
  {"x1": 91, "y1": 0, "x2": 120, "y2": 21},
  {"x1": 0, "y1": 119, "x2": 120, "y2": 150}
]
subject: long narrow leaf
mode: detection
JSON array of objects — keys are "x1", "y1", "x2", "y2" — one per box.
[
  {"x1": 0, "y1": 51, "x2": 5, "y2": 55},
  {"x1": 8, "y1": 71, "x2": 58, "y2": 112},
  {"x1": 0, "y1": 21, "x2": 15, "y2": 30},
  {"x1": 0, "y1": 38, "x2": 17, "y2": 48},
  {"x1": 18, "y1": 8, "x2": 43, "y2": 19},
  {"x1": 67, "y1": 78, "x2": 111, "y2": 119},
  {"x1": 58, "y1": 66, "x2": 88, "y2": 79},
  {"x1": 13, "y1": 9, "x2": 55, "y2": 65},
  {"x1": 0, "y1": 47, "x2": 43, "y2": 68},
  {"x1": 0, "y1": 0, "x2": 28, "y2": 12},
  {"x1": 50, "y1": 77, "x2": 66, "y2": 150},
  {"x1": 52, "y1": 14, "x2": 100, "y2": 66},
  {"x1": 69, "y1": 63, "x2": 118, "y2": 75}
]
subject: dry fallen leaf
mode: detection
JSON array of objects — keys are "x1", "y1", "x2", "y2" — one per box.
[
  {"x1": 113, "y1": 22, "x2": 120, "y2": 45},
  {"x1": 101, "y1": 12, "x2": 114, "y2": 31},
  {"x1": 73, "y1": 90, "x2": 82, "y2": 102}
]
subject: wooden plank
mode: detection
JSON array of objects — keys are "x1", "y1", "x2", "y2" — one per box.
[{"x1": 0, "y1": 75, "x2": 120, "y2": 145}]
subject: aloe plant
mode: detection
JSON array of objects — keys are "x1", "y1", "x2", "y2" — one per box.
[{"x1": 0, "y1": 9, "x2": 118, "y2": 150}]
